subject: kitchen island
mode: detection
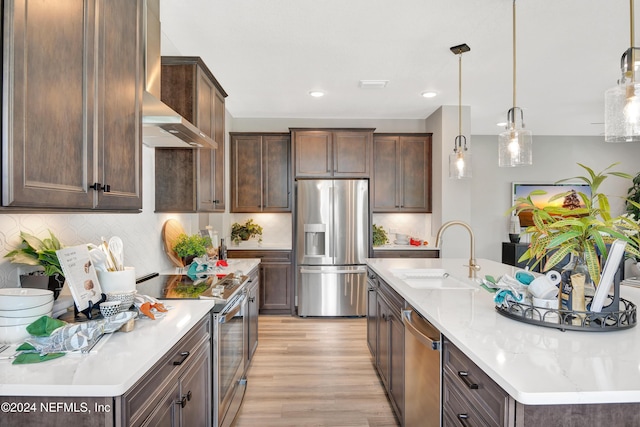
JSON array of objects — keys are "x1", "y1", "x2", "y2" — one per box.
[{"x1": 366, "y1": 257, "x2": 640, "y2": 425}]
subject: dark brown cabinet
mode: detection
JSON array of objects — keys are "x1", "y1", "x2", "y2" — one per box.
[
  {"x1": 2, "y1": 0, "x2": 143, "y2": 210},
  {"x1": 373, "y1": 249, "x2": 440, "y2": 258},
  {"x1": 246, "y1": 266, "x2": 260, "y2": 366},
  {"x1": 367, "y1": 268, "x2": 404, "y2": 424},
  {"x1": 230, "y1": 133, "x2": 291, "y2": 213},
  {"x1": 227, "y1": 250, "x2": 294, "y2": 314},
  {"x1": 291, "y1": 128, "x2": 373, "y2": 178},
  {"x1": 155, "y1": 57, "x2": 227, "y2": 213},
  {"x1": 372, "y1": 134, "x2": 432, "y2": 212}
]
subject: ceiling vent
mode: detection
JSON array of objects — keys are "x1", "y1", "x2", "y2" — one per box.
[{"x1": 359, "y1": 80, "x2": 389, "y2": 89}]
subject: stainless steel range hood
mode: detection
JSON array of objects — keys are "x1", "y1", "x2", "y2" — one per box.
[{"x1": 142, "y1": 0, "x2": 217, "y2": 149}]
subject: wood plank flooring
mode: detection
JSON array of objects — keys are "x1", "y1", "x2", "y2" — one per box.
[{"x1": 234, "y1": 316, "x2": 400, "y2": 427}]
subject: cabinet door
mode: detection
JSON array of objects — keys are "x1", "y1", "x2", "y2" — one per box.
[
  {"x1": 140, "y1": 382, "x2": 180, "y2": 427},
  {"x1": 247, "y1": 279, "x2": 259, "y2": 363},
  {"x1": 212, "y1": 90, "x2": 226, "y2": 211},
  {"x1": 376, "y1": 295, "x2": 391, "y2": 389},
  {"x1": 372, "y1": 136, "x2": 400, "y2": 211},
  {"x1": 2, "y1": 0, "x2": 95, "y2": 208},
  {"x1": 366, "y1": 275, "x2": 378, "y2": 357},
  {"x1": 194, "y1": 68, "x2": 216, "y2": 212},
  {"x1": 262, "y1": 135, "x2": 291, "y2": 211},
  {"x1": 399, "y1": 135, "x2": 431, "y2": 212},
  {"x1": 389, "y1": 311, "x2": 405, "y2": 422},
  {"x1": 179, "y1": 343, "x2": 211, "y2": 427},
  {"x1": 94, "y1": 0, "x2": 143, "y2": 210},
  {"x1": 155, "y1": 149, "x2": 197, "y2": 212},
  {"x1": 333, "y1": 131, "x2": 371, "y2": 177},
  {"x1": 260, "y1": 262, "x2": 293, "y2": 313},
  {"x1": 293, "y1": 131, "x2": 332, "y2": 177},
  {"x1": 231, "y1": 134, "x2": 262, "y2": 212}
]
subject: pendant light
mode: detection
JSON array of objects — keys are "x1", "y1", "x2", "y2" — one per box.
[
  {"x1": 604, "y1": 0, "x2": 640, "y2": 143},
  {"x1": 449, "y1": 43, "x2": 472, "y2": 179},
  {"x1": 498, "y1": 0, "x2": 533, "y2": 167}
]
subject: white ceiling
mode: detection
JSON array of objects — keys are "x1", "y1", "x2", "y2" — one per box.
[{"x1": 160, "y1": 0, "x2": 637, "y2": 136}]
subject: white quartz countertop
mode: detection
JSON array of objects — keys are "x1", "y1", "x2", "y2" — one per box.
[
  {"x1": 0, "y1": 300, "x2": 215, "y2": 397},
  {"x1": 365, "y1": 257, "x2": 640, "y2": 406},
  {"x1": 373, "y1": 244, "x2": 439, "y2": 251}
]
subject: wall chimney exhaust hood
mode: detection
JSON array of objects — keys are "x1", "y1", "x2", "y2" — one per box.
[{"x1": 142, "y1": 0, "x2": 217, "y2": 149}]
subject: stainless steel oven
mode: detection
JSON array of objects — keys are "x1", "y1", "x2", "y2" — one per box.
[{"x1": 212, "y1": 290, "x2": 248, "y2": 427}]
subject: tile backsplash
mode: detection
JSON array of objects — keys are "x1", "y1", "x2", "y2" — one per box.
[{"x1": 372, "y1": 213, "x2": 434, "y2": 244}]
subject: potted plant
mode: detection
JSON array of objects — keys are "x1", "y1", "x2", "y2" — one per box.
[
  {"x1": 626, "y1": 171, "x2": 640, "y2": 263},
  {"x1": 173, "y1": 233, "x2": 210, "y2": 266},
  {"x1": 372, "y1": 224, "x2": 389, "y2": 246},
  {"x1": 4, "y1": 230, "x2": 65, "y2": 299},
  {"x1": 231, "y1": 219, "x2": 263, "y2": 244},
  {"x1": 510, "y1": 163, "x2": 640, "y2": 289}
]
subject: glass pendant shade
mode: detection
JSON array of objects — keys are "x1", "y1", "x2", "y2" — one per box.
[
  {"x1": 498, "y1": 107, "x2": 532, "y2": 167},
  {"x1": 449, "y1": 149, "x2": 472, "y2": 179},
  {"x1": 605, "y1": 47, "x2": 640, "y2": 142}
]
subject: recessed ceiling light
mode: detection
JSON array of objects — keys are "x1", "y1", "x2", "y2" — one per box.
[
  {"x1": 309, "y1": 91, "x2": 325, "y2": 97},
  {"x1": 421, "y1": 91, "x2": 437, "y2": 98}
]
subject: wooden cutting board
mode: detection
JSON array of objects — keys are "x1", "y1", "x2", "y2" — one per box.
[{"x1": 162, "y1": 219, "x2": 186, "y2": 267}]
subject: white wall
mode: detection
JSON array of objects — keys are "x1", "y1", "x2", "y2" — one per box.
[{"x1": 469, "y1": 135, "x2": 640, "y2": 263}]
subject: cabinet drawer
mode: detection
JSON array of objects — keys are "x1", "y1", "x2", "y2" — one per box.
[
  {"x1": 125, "y1": 316, "x2": 210, "y2": 425},
  {"x1": 228, "y1": 250, "x2": 292, "y2": 263},
  {"x1": 443, "y1": 338, "x2": 508, "y2": 427},
  {"x1": 377, "y1": 277, "x2": 403, "y2": 313},
  {"x1": 443, "y1": 375, "x2": 499, "y2": 427}
]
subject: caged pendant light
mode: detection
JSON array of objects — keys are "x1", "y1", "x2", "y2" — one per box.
[
  {"x1": 498, "y1": 0, "x2": 533, "y2": 167},
  {"x1": 449, "y1": 43, "x2": 472, "y2": 179},
  {"x1": 604, "y1": 0, "x2": 640, "y2": 143}
]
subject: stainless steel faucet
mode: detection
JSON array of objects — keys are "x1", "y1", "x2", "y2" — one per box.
[{"x1": 435, "y1": 220, "x2": 481, "y2": 278}]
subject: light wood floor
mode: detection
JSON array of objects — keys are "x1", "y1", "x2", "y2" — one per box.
[{"x1": 234, "y1": 315, "x2": 400, "y2": 427}]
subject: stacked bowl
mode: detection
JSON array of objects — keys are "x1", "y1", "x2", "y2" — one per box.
[{"x1": 0, "y1": 288, "x2": 54, "y2": 344}]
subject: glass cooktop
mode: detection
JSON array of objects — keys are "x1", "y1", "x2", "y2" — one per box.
[{"x1": 135, "y1": 273, "x2": 246, "y2": 302}]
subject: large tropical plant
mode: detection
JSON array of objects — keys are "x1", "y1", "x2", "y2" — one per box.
[
  {"x1": 510, "y1": 163, "x2": 640, "y2": 286},
  {"x1": 4, "y1": 230, "x2": 64, "y2": 276}
]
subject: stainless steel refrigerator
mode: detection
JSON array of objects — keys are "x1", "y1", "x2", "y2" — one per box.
[{"x1": 296, "y1": 179, "x2": 369, "y2": 316}]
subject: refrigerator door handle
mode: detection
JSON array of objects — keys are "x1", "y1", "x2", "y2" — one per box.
[{"x1": 299, "y1": 267, "x2": 367, "y2": 274}]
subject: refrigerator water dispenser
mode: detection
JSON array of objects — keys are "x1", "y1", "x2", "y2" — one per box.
[{"x1": 304, "y1": 223, "x2": 327, "y2": 257}]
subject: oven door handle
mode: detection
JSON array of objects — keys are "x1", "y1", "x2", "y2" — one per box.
[{"x1": 218, "y1": 295, "x2": 245, "y2": 324}]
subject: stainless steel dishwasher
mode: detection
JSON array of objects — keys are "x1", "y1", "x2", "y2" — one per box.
[{"x1": 403, "y1": 306, "x2": 441, "y2": 427}]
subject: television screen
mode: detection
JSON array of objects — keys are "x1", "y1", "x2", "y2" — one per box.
[{"x1": 512, "y1": 182, "x2": 592, "y2": 227}]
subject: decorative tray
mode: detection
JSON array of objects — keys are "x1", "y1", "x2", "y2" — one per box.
[{"x1": 496, "y1": 295, "x2": 637, "y2": 332}]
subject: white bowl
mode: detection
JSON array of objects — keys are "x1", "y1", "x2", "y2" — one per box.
[
  {"x1": 100, "y1": 301, "x2": 122, "y2": 318},
  {"x1": 0, "y1": 324, "x2": 30, "y2": 344},
  {"x1": 0, "y1": 314, "x2": 48, "y2": 327},
  {"x1": 0, "y1": 299, "x2": 54, "y2": 318},
  {"x1": 0, "y1": 288, "x2": 54, "y2": 310}
]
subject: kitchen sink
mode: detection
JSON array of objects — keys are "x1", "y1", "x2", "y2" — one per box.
[{"x1": 389, "y1": 268, "x2": 477, "y2": 290}]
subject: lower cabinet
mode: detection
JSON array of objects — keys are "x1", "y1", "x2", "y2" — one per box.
[
  {"x1": 123, "y1": 316, "x2": 211, "y2": 427},
  {"x1": 246, "y1": 266, "x2": 260, "y2": 366},
  {"x1": 366, "y1": 268, "x2": 405, "y2": 425},
  {"x1": 228, "y1": 250, "x2": 294, "y2": 315}
]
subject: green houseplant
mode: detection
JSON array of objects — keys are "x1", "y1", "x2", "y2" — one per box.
[
  {"x1": 231, "y1": 219, "x2": 263, "y2": 244},
  {"x1": 510, "y1": 163, "x2": 640, "y2": 287},
  {"x1": 5, "y1": 230, "x2": 66, "y2": 298},
  {"x1": 372, "y1": 224, "x2": 389, "y2": 246},
  {"x1": 5, "y1": 230, "x2": 64, "y2": 277},
  {"x1": 173, "y1": 233, "x2": 210, "y2": 265}
]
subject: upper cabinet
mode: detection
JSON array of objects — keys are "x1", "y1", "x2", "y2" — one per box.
[
  {"x1": 372, "y1": 134, "x2": 432, "y2": 213},
  {"x1": 291, "y1": 128, "x2": 373, "y2": 178},
  {"x1": 155, "y1": 57, "x2": 227, "y2": 212},
  {"x1": 230, "y1": 133, "x2": 291, "y2": 213},
  {"x1": 1, "y1": 0, "x2": 143, "y2": 210}
]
